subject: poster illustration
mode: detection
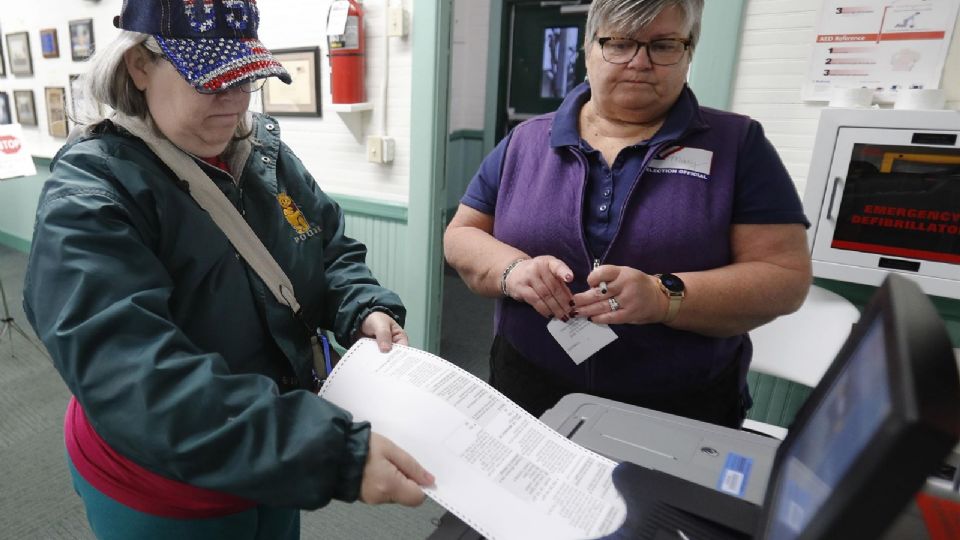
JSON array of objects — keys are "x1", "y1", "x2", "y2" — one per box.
[{"x1": 803, "y1": 0, "x2": 960, "y2": 102}]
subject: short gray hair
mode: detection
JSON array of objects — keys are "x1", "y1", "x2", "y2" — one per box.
[
  {"x1": 72, "y1": 31, "x2": 251, "y2": 139},
  {"x1": 584, "y1": 0, "x2": 705, "y2": 53}
]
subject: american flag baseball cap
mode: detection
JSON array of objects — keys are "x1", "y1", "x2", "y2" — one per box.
[{"x1": 114, "y1": 0, "x2": 291, "y2": 93}]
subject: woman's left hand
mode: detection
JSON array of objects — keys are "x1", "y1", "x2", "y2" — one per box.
[
  {"x1": 571, "y1": 265, "x2": 667, "y2": 325},
  {"x1": 360, "y1": 311, "x2": 408, "y2": 352}
]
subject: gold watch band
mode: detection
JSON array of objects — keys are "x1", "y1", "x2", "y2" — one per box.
[
  {"x1": 663, "y1": 293, "x2": 682, "y2": 323},
  {"x1": 655, "y1": 274, "x2": 684, "y2": 323}
]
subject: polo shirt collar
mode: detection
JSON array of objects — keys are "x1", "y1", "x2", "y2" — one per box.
[{"x1": 549, "y1": 82, "x2": 710, "y2": 149}]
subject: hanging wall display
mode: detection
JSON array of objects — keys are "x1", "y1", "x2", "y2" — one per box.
[
  {"x1": 0, "y1": 25, "x2": 7, "y2": 77},
  {"x1": 13, "y1": 90, "x2": 36, "y2": 126},
  {"x1": 69, "y1": 19, "x2": 95, "y2": 61},
  {"x1": 0, "y1": 92, "x2": 11, "y2": 124},
  {"x1": 69, "y1": 74, "x2": 83, "y2": 118},
  {"x1": 6, "y1": 32, "x2": 33, "y2": 76},
  {"x1": 262, "y1": 47, "x2": 321, "y2": 117},
  {"x1": 45, "y1": 87, "x2": 68, "y2": 138},
  {"x1": 40, "y1": 28, "x2": 60, "y2": 59},
  {"x1": 802, "y1": 0, "x2": 960, "y2": 103}
]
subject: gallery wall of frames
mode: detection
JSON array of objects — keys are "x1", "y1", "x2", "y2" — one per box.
[
  {"x1": 0, "y1": 13, "x2": 107, "y2": 158},
  {"x1": 0, "y1": 0, "x2": 418, "y2": 206}
]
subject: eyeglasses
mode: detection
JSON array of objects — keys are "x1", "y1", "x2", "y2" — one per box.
[
  {"x1": 196, "y1": 78, "x2": 267, "y2": 95},
  {"x1": 597, "y1": 37, "x2": 690, "y2": 66}
]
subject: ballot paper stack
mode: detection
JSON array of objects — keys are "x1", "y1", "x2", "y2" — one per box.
[{"x1": 319, "y1": 339, "x2": 627, "y2": 540}]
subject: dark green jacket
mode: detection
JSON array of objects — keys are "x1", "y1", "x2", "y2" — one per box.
[{"x1": 23, "y1": 113, "x2": 405, "y2": 509}]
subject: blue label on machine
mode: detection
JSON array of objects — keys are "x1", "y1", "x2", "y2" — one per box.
[{"x1": 717, "y1": 452, "x2": 753, "y2": 497}]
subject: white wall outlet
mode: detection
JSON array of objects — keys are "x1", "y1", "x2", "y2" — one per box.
[
  {"x1": 388, "y1": 7, "x2": 408, "y2": 37},
  {"x1": 381, "y1": 136, "x2": 396, "y2": 163},
  {"x1": 366, "y1": 136, "x2": 395, "y2": 164},
  {"x1": 366, "y1": 136, "x2": 383, "y2": 163}
]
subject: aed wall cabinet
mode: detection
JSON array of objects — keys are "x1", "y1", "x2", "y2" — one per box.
[{"x1": 803, "y1": 108, "x2": 960, "y2": 300}]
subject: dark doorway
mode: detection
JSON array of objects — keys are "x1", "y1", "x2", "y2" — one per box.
[{"x1": 496, "y1": 1, "x2": 589, "y2": 139}]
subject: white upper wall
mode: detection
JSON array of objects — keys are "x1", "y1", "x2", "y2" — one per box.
[
  {"x1": 730, "y1": 0, "x2": 960, "y2": 197},
  {"x1": 449, "y1": 0, "x2": 491, "y2": 133},
  {"x1": 0, "y1": 0, "x2": 413, "y2": 204}
]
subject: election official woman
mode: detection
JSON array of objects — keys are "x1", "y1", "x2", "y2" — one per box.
[
  {"x1": 444, "y1": 0, "x2": 812, "y2": 427},
  {"x1": 23, "y1": 1, "x2": 432, "y2": 538}
]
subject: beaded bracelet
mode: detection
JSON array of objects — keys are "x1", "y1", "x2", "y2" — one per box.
[{"x1": 500, "y1": 258, "x2": 528, "y2": 297}]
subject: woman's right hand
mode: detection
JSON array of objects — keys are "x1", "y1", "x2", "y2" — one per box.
[
  {"x1": 504, "y1": 255, "x2": 576, "y2": 320},
  {"x1": 360, "y1": 433, "x2": 435, "y2": 506}
]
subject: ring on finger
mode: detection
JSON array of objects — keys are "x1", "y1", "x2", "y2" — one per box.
[{"x1": 608, "y1": 297, "x2": 621, "y2": 312}]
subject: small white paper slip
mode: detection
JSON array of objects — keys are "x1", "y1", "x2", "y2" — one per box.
[
  {"x1": 547, "y1": 317, "x2": 618, "y2": 365},
  {"x1": 325, "y1": 0, "x2": 350, "y2": 35}
]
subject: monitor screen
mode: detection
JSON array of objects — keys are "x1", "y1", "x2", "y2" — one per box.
[
  {"x1": 764, "y1": 317, "x2": 891, "y2": 540},
  {"x1": 540, "y1": 27, "x2": 580, "y2": 99},
  {"x1": 830, "y1": 142, "x2": 960, "y2": 265}
]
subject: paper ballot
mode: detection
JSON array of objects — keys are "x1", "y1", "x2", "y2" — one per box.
[{"x1": 319, "y1": 339, "x2": 627, "y2": 540}]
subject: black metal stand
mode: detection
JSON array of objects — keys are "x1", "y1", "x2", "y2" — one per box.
[{"x1": 0, "y1": 276, "x2": 47, "y2": 359}]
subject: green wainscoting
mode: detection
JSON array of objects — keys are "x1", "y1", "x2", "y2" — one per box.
[
  {"x1": 445, "y1": 129, "x2": 485, "y2": 221},
  {"x1": 746, "y1": 372, "x2": 812, "y2": 428},
  {"x1": 0, "y1": 157, "x2": 51, "y2": 253},
  {"x1": 340, "y1": 209, "x2": 409, "y2": 312}
]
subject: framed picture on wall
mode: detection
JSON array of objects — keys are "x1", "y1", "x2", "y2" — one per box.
[
  {"x1": 6, "y1": 32, "x2": 33, "y2": 76},
  {"x1": 0, "y1": 24, "x2": 7, "y2": 77},
  {"x1": 40, "y1": 28, "x2": 60, "y2": 59},
  {"x1": 45, "y1": 87, "x2": 68, "y2": 138},
  {"x1": 0, "y1": 92, "x2": 11, "y2": 124},
  {"x1": 13, "y1": 90, "x2": 37, "y2": 126},
  {"x1": 69, "y1": 19, "x2": 95, "y2": 61},
  {"x1": 262, "y1": 47, "x2": 321, "y2": 117},
  {"x1": 69, "y1": 74, "x2": 84, "y2": 119}
]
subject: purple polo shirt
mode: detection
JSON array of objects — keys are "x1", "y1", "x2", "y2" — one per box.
[
  {"x1": 457, "y1": 82, "x2": 810, "y2": 399},
  {"x1": 462, "y1": 83, "x2": 809, "y2": 259}
]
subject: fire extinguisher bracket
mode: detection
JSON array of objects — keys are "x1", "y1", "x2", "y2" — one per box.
[{"x1": 328, "y1": 102, "x2": 373, "y2": 113}]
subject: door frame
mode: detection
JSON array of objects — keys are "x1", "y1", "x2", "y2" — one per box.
[
  {"x1": 408, "y1": 0, "x2": 453, "y2": 352},
  {"x1": 482, "y1": 0, "x2": 747, "y2": 153}
]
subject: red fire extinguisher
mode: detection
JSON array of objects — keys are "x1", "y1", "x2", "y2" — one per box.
[{"x1": 327, "y1": 0, "x2": 366, "y2": 104}]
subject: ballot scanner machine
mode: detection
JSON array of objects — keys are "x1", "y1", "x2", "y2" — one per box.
[{"x1": 429, "y1": 274, "x2": 960, "y2": 539}]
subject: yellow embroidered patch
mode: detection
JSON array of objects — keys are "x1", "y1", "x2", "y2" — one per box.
[{"x1": 277, "y1": 192, "x2": 311, "y2": 234}]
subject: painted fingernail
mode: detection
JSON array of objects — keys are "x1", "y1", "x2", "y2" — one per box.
[
  {"x1": 569, "y1": 300, "x2": 575, "y2": 307},
  {"x1": 587, "y1": 316, "x2": 592, "y2": 322},
  {"x1": 561, "y1": 316, "x2": 569, "y2": 323},
  {"x1": 570, "y1": 310, "x2": 579, "y2": 318}
]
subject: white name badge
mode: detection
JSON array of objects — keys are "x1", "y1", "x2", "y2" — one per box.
[{"x1": 647, "y1": 146, "x2": 713, "y2": 179}]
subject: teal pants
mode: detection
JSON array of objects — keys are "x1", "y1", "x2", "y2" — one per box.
[{"x1": 68, "y1": 460, "x2": 299, "y2": 540}]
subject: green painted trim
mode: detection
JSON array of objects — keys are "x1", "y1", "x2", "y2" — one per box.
[
  {"x1": 329, "y1": 193, "x2": 407, "y2": 223},
  {"x1": 407, "y1": 0, "x2": 453, "y2": 352},
  {"x1": 483, "y1": 0, "x2": 506, "y2": 154},
  {"x1": 0, "y1": 229, "x2": 31, "y2": 253},
  {"x1": 815, "y1": 277, "x2": 960, "y2": 347},
  {"x1": 687, "y1": 0, "x2": 745, "y2": 110},
  {"x1": 449, "y1": 129, "x2": 484, "y2": 142}
]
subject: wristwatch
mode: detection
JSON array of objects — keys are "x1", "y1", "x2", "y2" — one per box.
[{"x1": 655, "y1": 273, "x2": 685, "y2": 323}]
